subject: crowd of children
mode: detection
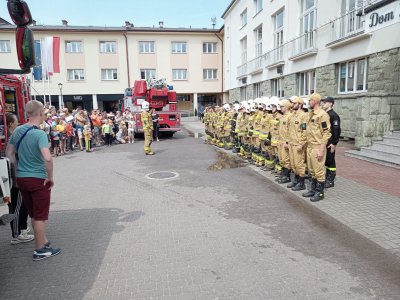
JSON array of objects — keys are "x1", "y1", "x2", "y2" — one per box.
[{"x1": 41, "y1": 105, "x2": 136, "y2": 155}]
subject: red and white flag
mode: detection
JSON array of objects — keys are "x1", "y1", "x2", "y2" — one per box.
[{"x1": 42, "y1": 36, "x2": 60, "y2": 77}]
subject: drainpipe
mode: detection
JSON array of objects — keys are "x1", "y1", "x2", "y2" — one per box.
[
  {"x1": 123, "y1": 32, "x2": 131, "y2": 87},
  {"x1": 215, "y1": 32, "x2": 224, "y2": 105}
]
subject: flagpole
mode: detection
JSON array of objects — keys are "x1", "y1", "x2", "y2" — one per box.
[{"x1": 41, "y1": 39, "x2": 46, "y2": 106}]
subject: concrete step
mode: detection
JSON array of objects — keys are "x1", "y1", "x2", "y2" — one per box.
[
  {"x1": 370, "y1": 142, "x2": 400, "y2": 155},
  {"x1": 346, "y1": 150, "x2": 400, "y2": 169},
  {"x1": 382, "y1": 136, "x2": 400, "y2": 146},
  {"x1": 360, "y1": 147, "x2": 400, "y2": 161}
]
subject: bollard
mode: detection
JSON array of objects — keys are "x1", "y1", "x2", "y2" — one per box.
[{"x1": 195, "y1": 132, "x2": 199, "y2": 139}]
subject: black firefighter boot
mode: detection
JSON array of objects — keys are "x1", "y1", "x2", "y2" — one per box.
[
  {"x1": 278, "y1": 168, "x2": 291, "y2": 184},
  {"x1": 287, "y1": 174, "x2": 299, "y2": 188},
  {"x1": 275, "y1": 167, "x2": 286, "y2": 182},
  {"x1": 302, "y1": 178, "x2": 317, "y2": 197},
  {"x1": 292, "y1": 176, "x2": 306, "y2": 191},
  {"x1": 325, "y1": 169, "x2": 336, "y2": 189},
  {"x1": 311, "y1": 181, "x2": 325, "y2": 202}
]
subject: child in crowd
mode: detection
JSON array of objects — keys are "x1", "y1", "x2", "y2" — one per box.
[
  {"x1": 65, "y1": 118, "x2": 75, "y2": 151},
  {"x1": 51, "y1": 116, "x2": 60, "y2": 157},
  {"x1": 128, "y1": 122, "x2": 134, "y2": 144},
  {"x1": 102, "y1": 120, "x2": 113, "y2": 146},
  {"x1": 83, "y1": 124, "x2": 93, "y2": 152}
]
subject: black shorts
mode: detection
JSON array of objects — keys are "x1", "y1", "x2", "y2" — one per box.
[{"x1": 53, "y1": 140, "x2": 60, "y2": 147}]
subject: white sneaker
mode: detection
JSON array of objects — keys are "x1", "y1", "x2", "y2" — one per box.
[
  {"x1": 11, "y1": 232, "x2": 34, "y2": 244},
  {"x1": 21, "y1": 227, "x2": 31, "y2": 234}
]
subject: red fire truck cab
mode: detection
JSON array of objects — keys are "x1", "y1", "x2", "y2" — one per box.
[
  {"x1": 124, "y1": 79, "x2": 181, "y2": 137},
  {"x1": 0, "y1": 75, "x2": 30, "y2": 150}
]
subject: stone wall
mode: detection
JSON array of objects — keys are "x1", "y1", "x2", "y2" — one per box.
[
  {"x1": 283, "y1": 74, "x2": 297, "y2": 98},
  {"x1": 261, "y1": 80, "x2": 271, "y2": 97},
  {"x1": 228, "y1": 87, "x2": 241, "y2": 103},
  {"x1": 316, "y1": 64, "x2": 336, "y2": 96}
]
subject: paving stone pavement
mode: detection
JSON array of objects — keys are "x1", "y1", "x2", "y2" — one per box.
[
  {"x1": 181, "y1": 118, "x2": 400, "y2": 258},
  {"x1": 0, "y1": 128, "x2": 399, "y2": 299}
]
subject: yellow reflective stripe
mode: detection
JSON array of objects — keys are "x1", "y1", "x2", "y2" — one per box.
[{"x1": 327, "y1": 168, "x2": 337, "y2": 171}]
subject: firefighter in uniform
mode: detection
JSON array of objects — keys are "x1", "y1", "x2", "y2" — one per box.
[
  {"x1": 276, "y1": 99, "x2": 293, "y2": 184},
  {"x1": 287, "y1": 97, "x2": 308, "y2": 191},
  {"x1": 231, "y1": 103, "x2": 240, "y2": 153},
  {"x1": 269, "y1": 97, "x2": 282, "y2": 174},
  {"x1": 141, "y1": 101, "x2": 154, "y2": 155},
  {"x1": 222, "y1": 104, "x2": 233, "y2": 150},
  {"x1": 322, "y1": 96, "x2": 341, "y2": 188},
  {"x1": 302, "y1": 93, "x2": 332, "y2": 202},
  {"x1": 252, "y1": 99, "x2": 264, "y2": 165}
]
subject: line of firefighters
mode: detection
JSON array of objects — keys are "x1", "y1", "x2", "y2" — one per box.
[{"x1": 204, "y1": 93, "x2": 341, "y2": 202}]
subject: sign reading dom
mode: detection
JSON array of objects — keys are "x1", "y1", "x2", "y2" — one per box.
[{"x1": 369, "y1": 11, "x2": 395, "y2": 28}]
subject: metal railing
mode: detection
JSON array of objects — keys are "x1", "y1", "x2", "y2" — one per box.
[
  {"x1": 247, "y1": 55, "x2": 264, "y2": 73},
  {"x1": 237, "y1": 62, "x2": 248, "y2": 78},
  {"x1": 330, "y1": 10, "x2": 365, "y2": 42},
  {"x1": 289, "y1": 29, "x2": 317, "y2": 58},
  {"x1": 263, "y1": 45, "x2": 285, "y2": 67}
]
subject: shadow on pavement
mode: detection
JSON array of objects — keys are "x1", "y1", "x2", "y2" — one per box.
[{"x1": 0, "y1": 208, "x2": 144, "y2": 299}]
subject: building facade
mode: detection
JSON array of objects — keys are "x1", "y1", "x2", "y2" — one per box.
[
  {"x1": 222, "y1": 0, "x2": 400, "y2": 148},
  {"x1": 0, "y1": 22, "x2": 223, "y2": 114}
]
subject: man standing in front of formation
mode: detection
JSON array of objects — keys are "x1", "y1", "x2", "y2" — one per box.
[
  {"x1": 141, "y1": 101, "x2": 154, "y2": 155},
  {"x1": 302, "y1": 93, "x2": 332, "y2": 202},
  {"x1": 322, "y1": 97, "x2": 341, "y2": 188}
]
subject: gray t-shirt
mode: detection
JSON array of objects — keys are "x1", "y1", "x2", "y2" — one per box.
[{"x1": 9, "y1": 124, "x2": 49, "y2": 179}]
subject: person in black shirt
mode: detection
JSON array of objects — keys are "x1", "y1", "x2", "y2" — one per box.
[
  {"x1": 322, "y1": 97, "x2": 341, "y2": 188},
  {"x1": 151, "y1": 109, "x2": 160, "y2": 142}
]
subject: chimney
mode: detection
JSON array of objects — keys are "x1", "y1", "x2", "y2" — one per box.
[
  {"x1": 32, "y1": 19, "x2": 36, "y2": 26},
  {"x1": 62, "y1": 19, "x2": 68, "y2": 26},
  {"x1": 159, "y1": 21, "x2": 164, "y2": 28}
]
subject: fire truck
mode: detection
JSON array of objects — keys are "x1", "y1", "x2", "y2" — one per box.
[
  {"x1": 0, "y1": 75, "x2": 30, "y2": 147},
  {"x1": 123, "y1": 79, "x2": 181, "y2": 137}
]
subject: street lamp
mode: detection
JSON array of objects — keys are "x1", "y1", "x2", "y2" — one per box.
[{"x1": 58, "y1": 82, "x2": 64, "y2": 109}]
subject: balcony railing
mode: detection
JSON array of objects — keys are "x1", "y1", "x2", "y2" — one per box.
[
  {"x1": 263, "y1": 45, "x2": 285, "y2": 67},
  {"x1": 247, "y1": 55, "x2": 264, "y2": 74},
  {"x1": 237, "y1": 62, "x2": 248, "y2": 78},
  {"x1": 288, "y1": 29, "x2": 317, "y2": 58},
  {"x1": 330, "y1": 10, "x2": 365, "y2": 42}
]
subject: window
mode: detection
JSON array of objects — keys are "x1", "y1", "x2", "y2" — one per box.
[
  {"x1": 203, "y1": 69, "x2": 217, "y2": 80},
  {"x1": 254, "y1": 82, "x2": 262, "y2": 98},
  {"x1": 67, "y1": 69, "x2": 85, "y2": 81},
  {"x1": 0, "y1": 40, "x2": 11, "y2": 53},
  {"x1": 271, "y1": 78, "x2": 284, "y2": 98},
  {"x1": 274, "y1": 10, "x2": 284, "y2": 48},
  {"x1": 240, "y1": 86, "x2": 247, "y2": 100},
  {"x1": 100, "y1": 41, "x2": 116, "y2": 53},
  {"x1": 300, "y1": 0, "x2": 316, "y2": 50},
  {"x1": 172, "y1": 69, "x2": 187, "y2": 80},
  {"x1": 274, "y1": 10, "x2": 284, "y2": 61},
  {"x1": 340, "y1": 0, "x2": 364, "y2": 37},
  {"x1": 338, "y1": 58, "x2": 368, "y2": 93},
  {"x1": 241, "y1": 9, "x2": 248, "y2": 27},
  {"x1": 254, "y1": 0, "x2": 263, "y2": 14},
  {"x1": 298, "y1": 70, "x2": 316, "y2": 96},
  {"x1": 241, "y1": 37, "x2": 247, "y2": 63},
  {"x1": 203, "y1": 42, "x2": 217, "y2": 53},
  {"x1": 101, "y1": 69, "x2": 118, "y2": 80},
  {"x1": 254, "y1": 25, "x2": 263, "y2": 57},
  {"x1": 66, "y1": 41, "x2": 83, "y2": 53},
  {"x1": 139, "y1": 41, "x2": 155, "y2": 53},
  {"x1": 140, "y1": 69, "x2": 156, "y2": 80},
  {"x1": 171, "y1": 42, "x2": 187, "y2": 53}
]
